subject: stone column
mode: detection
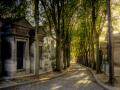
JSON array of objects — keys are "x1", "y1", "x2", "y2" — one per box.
[
  {"x1": 26, "y1": 40, "x2": 30, "y2": 73},
  {"x1": 39, "y1": 42, "x2": 43, "y2": 69},
  {"x1": 3, "y1": 36, "x2": 16, "y2": 77},
  {"x1": 30, "y1": 40, "x2": 36, "y2": 74}
]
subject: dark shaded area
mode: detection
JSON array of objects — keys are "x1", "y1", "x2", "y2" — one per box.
[
  {"x1": 0, "y1": 0, "x2": 14, "y2": 7},
  {"x1": 17, "y1": 41, "x2": 25, "y2": 69},
  {"x1": 1, "y1": 23, "x2": 12, "y2": 76},
  {"x1": 29, "y1": 30, "x2": 35, "y2": 45}
]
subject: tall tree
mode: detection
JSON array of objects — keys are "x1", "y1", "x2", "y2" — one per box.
[
  {"x1": 106, "y1": 0, "x2": 114, "y2": 85},
  {"x1": 34, "y1": 0, "x2": 39, "y2": 75},
  {"x1": 40, "y1": 0, "x2": 78, "y2": 71}
]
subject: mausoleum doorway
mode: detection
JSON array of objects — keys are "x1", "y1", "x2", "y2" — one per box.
[{"x1": 17, "y1": 41, "x2": 26, "y2": 70}]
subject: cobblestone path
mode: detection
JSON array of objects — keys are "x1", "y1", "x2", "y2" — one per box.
[{"x1": 3, "y1": 65, "x2": 106, "y2": 90}]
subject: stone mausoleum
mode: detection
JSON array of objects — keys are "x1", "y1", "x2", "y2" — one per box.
[
  {"x1": 101, "y1": 33, "x2": 120, "y2": 76},
  {"x1": 0, "y1": 18, "x2": 54, "y2": 79}
]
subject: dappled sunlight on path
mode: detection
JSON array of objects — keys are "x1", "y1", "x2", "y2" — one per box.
[{"x1": 6, "y1": 64, "x2": 105, "y2": 90}]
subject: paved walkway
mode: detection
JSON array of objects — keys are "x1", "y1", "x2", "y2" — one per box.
[
  {"x1": 87, "y1": 66, "x2": 120, "y2": 90},
  {"x1": 3, "y1": 64, "x2": 106, "y2": 90}
]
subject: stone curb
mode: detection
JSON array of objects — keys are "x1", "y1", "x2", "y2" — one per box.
[
  {"x1": 82, "y1": 65, "x2": 120, "y2": 90},
  {"x1": 0, "y1": 70, "x2": 68, "y2": 89}
]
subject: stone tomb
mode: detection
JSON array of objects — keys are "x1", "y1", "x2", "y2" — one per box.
[
  {"x1": 37, "y1": 27, "x2": 53, "y2": 73},
  {"x1": 101, "y1": 33, "x2": 120, "y2": 76},
  {"x1": 112, "y1": 33, "x2": 120, "y2": 76},
  {"x1": 1, "y1": 18, "x2": 35, "y2": 78},
  {"x1": 0, "y1": 18, "x2": 54, "y2": 79}
]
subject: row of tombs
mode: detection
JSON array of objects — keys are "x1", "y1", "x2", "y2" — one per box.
[{"x1": 0, "y1": 18, "x2": 56, "y2": 79}]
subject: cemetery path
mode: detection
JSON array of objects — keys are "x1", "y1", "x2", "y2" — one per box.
[{"x1": 3, "y1": 64, "x2": 106, "y2": 90}]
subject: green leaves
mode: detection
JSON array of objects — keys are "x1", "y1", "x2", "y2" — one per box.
[
  {"x1": 70, "y1": 0, "x2": 106, "y2": 58},
  {"x1": 0, "y1": 0, "x2": 27, "y2": 19}
]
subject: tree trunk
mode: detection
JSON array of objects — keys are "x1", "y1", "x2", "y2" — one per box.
[
  {"x1": 85, "y1": 51, "x2": 88, "y2": 66},
  {"x1": 91, "y1": 1, "x2": 96, "y2": 70},
  {"x1": 63, "y1": 45, "x2": 67, "y2": 69},
  {"x1": 56, "y1": 38, "x2": 62, "y2": 71},
  {"x1": 91, "y1": 43, "x2": 96, "y2": 69},
  {"x1": 55, "y1": 0, "x2": 63, "y2": 71},
  {"x1": 67, "y1": 43, "x2": 70, "y2": 67},
  {"x1": 107, "y1": 0, "x2": 114, "y2": 85},
  {"x1": 96, "y1": 35, "x2": 101, "y2": 73},
  {"x1": 34, "y1": 0, "x2": 39, "y2": 75}
]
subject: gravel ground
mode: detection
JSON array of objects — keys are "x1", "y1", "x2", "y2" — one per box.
[{"x1": 2, "y1": 65, "x2": 106, "y2": 90}]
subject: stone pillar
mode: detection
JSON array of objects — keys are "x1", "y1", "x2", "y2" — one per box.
[
  {"x1": 3, "y1": 36, "x2": 16, "y2": 77},
  {"x1": 25, "y1": 40, "x2": 30, "y2": 73},
  {"x1": 39, "y1": 42, "x2": 43, "y2": 69},
  {"x1": 1, "y1": 24, "x2": 16, "y2": 77},
  {"x1": 34, "y1": 40, "x2": 40, "y2": 75},
  {"x1": 30, "y1": 40, "x2": 36, "y2": 74}
]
